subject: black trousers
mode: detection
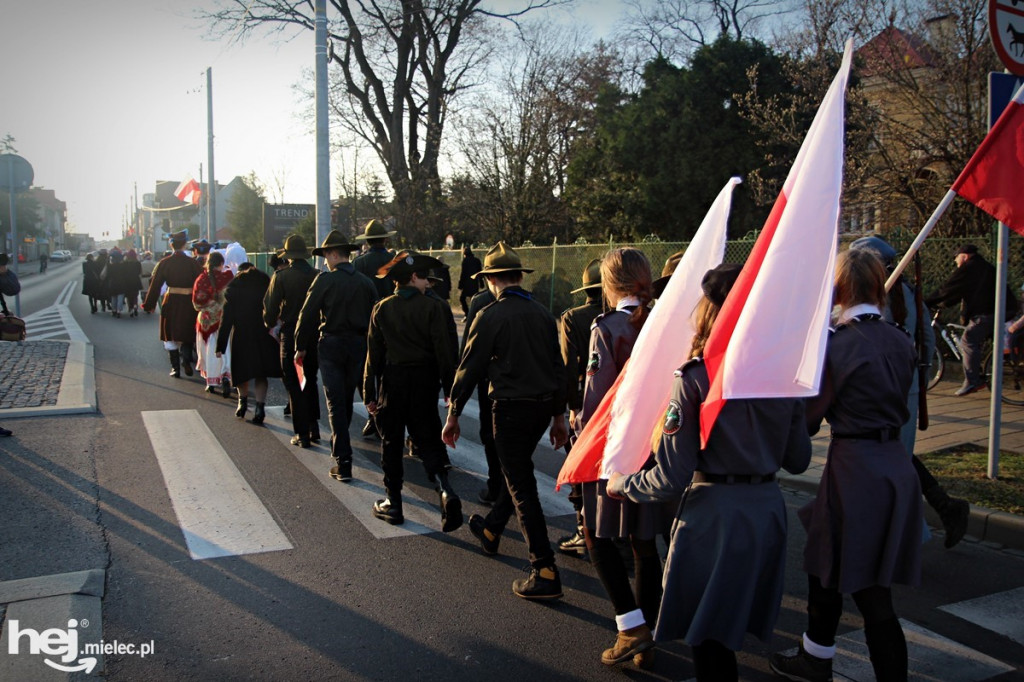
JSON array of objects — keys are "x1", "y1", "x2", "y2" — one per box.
[
  {"x1": 482, "y1": 398, "x2": 555, "y2": 569},
  {"x1": 585, "y1": 532, "x2": 662, "y2": 625},
  {"x1": 280, "y1": 328, "x2": 320, "y2": 440},
  {"x1": 318, "y1": 334, "x2": 364, "y2": 464},
  {"x1": 476, "y1": 382, "x2": 501, "y2": 496},
  {"x1": 378, "y1": 364, "x2": 448, "y2": 493}
]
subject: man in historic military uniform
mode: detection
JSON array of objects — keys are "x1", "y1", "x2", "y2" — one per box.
[
  {"x1": 353, "y1": 219, "x2": 398, "y2": 438},
  {"x1": 557, "y1": 258, "x2": 605, "y2": 557},
  {"x1": 143, "y1": 231, "x2": 203, "y2": 378},
  {"x1": 443, "y1": 242, "x2": 569, "y2": 600},
  {"x1": 190, "y1": 239, "x2": 212, "y2": 267},
  {"x1": 364, "y1": 251, "x2": 461, "y2": 532},
  {"x1": 264, "y1": 234, "x2": 320, "y2": 448},
  {"x1": 295, "y1": 231, "x2": 378, "y2": 482}
]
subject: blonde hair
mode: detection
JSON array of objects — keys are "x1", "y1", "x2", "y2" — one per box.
[
  {"x1": 689, "y1": 296, "x2": 720, "y2": 359},
  {"x1": 600, "y1": 248, "x2": 652, "y2": 331},
  {"x1": 834, "y1": 248, "x2": 887, "y2": 311}
]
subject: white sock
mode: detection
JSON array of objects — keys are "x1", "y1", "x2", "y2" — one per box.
[
  {"x1": 803, "y1": 632, "x2": 836, "y2": 659},
  {"x1": 615, "y1": 609, "x2": 646, "y2": 632}
]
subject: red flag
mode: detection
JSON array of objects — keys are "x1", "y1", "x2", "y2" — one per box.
[
  {"x1": 698, "y1": 40, "x2": 853, "y2": 447},
  {"x1": 175, "y1": 176, "x2": 202, "y2": 205},
  {"x1": 952, "y1": 82, "x2": 1024, "y2": 235}
]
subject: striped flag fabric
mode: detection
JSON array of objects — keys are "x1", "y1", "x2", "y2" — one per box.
[
  {"x1": 952, "y1": 81, "x2": 1024, "y2": 235},
  {"x1": 175, "y1": 176, "x2": 202, "y2": 205},
  {"x1": 556, "y1": 177, "x2": 740, "y2": 487},
  {"x1": 698, "y1": 40, "x2": 853, "y2": 447}
]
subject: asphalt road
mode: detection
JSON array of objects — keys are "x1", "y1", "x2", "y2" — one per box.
[{"x1": 1, "y1": 262, "x2": 1023, "y2": 681}]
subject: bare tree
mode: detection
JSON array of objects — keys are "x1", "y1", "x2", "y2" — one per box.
[{"x1": 203, "y1": 0, "x2": 566, "y2": 247}]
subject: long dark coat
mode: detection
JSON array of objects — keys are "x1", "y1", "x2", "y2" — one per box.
[
  {"x1": 82, "y1": 259, "x2": 102, "y2": 297},
  {"x1": 216, "y1": 269, "x2": 282, "y2": 384},
  {"x1": 142, "y1": 252, "x2": 202, "y2": 342}
]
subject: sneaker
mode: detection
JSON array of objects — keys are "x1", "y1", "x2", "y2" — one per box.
[
  {"x1": 512, "y1": 565, "x2": 563, "y2": 600},
  {"x1": 468, "y1": 514, "x2": 500, "y2": 555},
  {"x1": 290, "y1": 435, "x2": 311, "y2": 448},
  {"x1": 769, "y1": 644, "x2": 833, "y2": 682},
  {"x1": 954, "y1": 381, "x2": 986, "y2": 397},
  {"x1": 557, "y1": 527, "x2": 587, "y2": 557},
  {"x1": 330, "y1": 462, "x2": 353, "y2": 482},
  {"x1": 601, "y1": 624, "x2": 654, "y2": 666},
  {"x1": 478, "y1": 487, "x2": 498, "y2": 506}
]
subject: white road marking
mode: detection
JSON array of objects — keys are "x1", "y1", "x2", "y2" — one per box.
[
  {"x1": 142, "y1": 410, "x2": 293, "y2": 560},
  {"x1": 939, "y1": 586, "x2": 1024, "y2": 646}
]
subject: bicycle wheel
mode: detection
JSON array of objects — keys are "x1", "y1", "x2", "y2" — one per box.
[
  {"x1": 983, "y1": 350, "x2": 1024, "y2": 406},
  {"x1": 926, "y1": 347, "x2": 943, "y2": 391}
]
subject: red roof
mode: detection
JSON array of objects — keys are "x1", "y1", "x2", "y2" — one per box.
[{"x1": 857, "y1": 26, "x2": 938, "y2": 77}]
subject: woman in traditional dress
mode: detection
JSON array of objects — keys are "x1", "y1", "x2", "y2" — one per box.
[{"x1": 192, "y1": 251, "x2": 234, "y2": 396}]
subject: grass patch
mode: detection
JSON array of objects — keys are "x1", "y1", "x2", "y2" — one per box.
[{"x1": 918, "y1": 444, "x2": 1024, "y2": 515}]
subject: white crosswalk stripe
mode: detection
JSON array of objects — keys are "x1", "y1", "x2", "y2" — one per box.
[
  {"x1": 142, "y1": 410, "x2": 294, "y2": 560},
  {"x1": 24, "y1": 283, "x2": 88, "y2": 342},
  {"x1": 939, "y1": 586, "x2": 1024, "y2": 646}
]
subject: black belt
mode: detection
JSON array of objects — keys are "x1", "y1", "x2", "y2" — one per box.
[
  {"x1": 831, "y1": 428, "x2": 901, "y2": 442},
  {"x1": 493, "y1": 393, "x2": 554, "y2": 403},
  {"x1": 692, "y1": 471, "x2": 776, "y2": 485}
]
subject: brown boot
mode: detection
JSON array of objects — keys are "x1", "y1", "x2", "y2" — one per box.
[
  {"x1": 632, "y1": 648, "x2": 655, "y2": 669},
  {"x1": 601, "y1": 624, "x2": 654, "y2": 666}
]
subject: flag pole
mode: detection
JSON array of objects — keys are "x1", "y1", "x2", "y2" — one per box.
[{"x1": 885, "y1": 189, "x2": 957, "y2": 291}]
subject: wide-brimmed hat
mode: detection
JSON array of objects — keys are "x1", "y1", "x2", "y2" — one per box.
[
  {"x1": 354, "y1": 219, "x2": 397, "y2": 242},
  {"x1": 571, "y1": 258, "x2": 603, "y2": 294},
  {"x1": 473, "y1": 242, "x2": 534, "y2": 279},
  {"x1": 169, "y1": 230, "x2": 188, "y2": 245},
  {"x1": 312, "y1": 230, "x2": 360, "y2": 257},
  {"x1": 377, "y1": 250, "x2": 445, "y2": 279},
  {"x1": 191, "y1": 239, "x2": 212, "y2": 255},
  {"x1": 280, "y1": 234, "x2": 311, "y2": 260},
  {"x1": 653, "y1": 250, "x2": 685, "y2": 298},
  {"x1": 427, "y1": 267, "x2": 448, "y2": 285},
  {"x1": 701, "y1": 263, "x2": 742, "y2": 307},
  {"x1": 850, "y1": 236, "x2": 896, "y2": 266}
]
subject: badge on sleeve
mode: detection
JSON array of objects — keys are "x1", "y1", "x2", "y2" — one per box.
[
  {"x1": 586, "y1": 350, "x2": 601, "y2": 376},
  {"x1": 662, "y1": 400, "x2": 682, "y2": 435}
]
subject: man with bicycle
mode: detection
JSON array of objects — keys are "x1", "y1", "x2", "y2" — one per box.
[{"x1": 926, "y1": 244, "x2": 1003, "y2": 396}]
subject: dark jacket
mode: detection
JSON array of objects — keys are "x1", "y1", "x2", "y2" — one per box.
[
  {"x1": 216, "y1": 268, "x2": 283, "y2": 383},
  {"x1": 263, "y1": 259, "x2": 317, "y2": 332},
  {"x1": 458, "y1": 254, "x2": 482, "y2": 292},
  {"x1": 925, "y1": 254, "x2": 1011, "y2": 323},
  {"x1": 353, "y1": 246, "x2": 396, "y2": 300},
  {"x1": 294, "y1": 263, "x2": 378, "y2": 353},
  {"x1": 142, "y1": 251, "x2": 202, "y2": 342},
  {"x1": 559, "y1": 297, "x2": 604, "y2": 413}
]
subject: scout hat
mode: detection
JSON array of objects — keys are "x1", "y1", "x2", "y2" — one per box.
[
  {"x1": 354, "y1": 219, "x2": 397, "y2": 242},
  {"x1": 652, "y1": 250, "x2": 685, "y2": 299},
  {"x1": 473, "y1": 242, "x2": 534, "y2": 279},
  {"x1": 280, "y1": 234, "x2": 311, "y2": 260},
  {"x1": 311, "y1": 230, "x2": 360, "y2": 257},
  {"x1": 377, "y1": 250, "x2": 445, "y2": 279},
  {"x1": 570, "y1": 258, "x2": 603, "y2": 294},
  {"x1": 850, "y1": 236, "x2": 896, "y2": 266},
  {"x1": 700, "y1": 263, "x2": 742, "y2": 307}
]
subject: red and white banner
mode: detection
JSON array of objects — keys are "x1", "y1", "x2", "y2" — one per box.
[
  {"x1": 952, "y1": 80, "x2": 1024, "y2": 235},
  {"x1": 175, "y1": 176, "x2": 202, "y2": 205},
  {"x1": 556, "y1": 177, "x2": 739, "y2": 487},
  {"x1": 699, "y1": 40, "x2": 853, "y2": 447}
]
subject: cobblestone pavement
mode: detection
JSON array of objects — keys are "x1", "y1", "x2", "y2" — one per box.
[{"x1": 0, "y1": 341, "x2": 67, "y2": 409}]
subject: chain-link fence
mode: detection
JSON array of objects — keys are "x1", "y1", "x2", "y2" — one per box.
[{"x1": 249, "y1": 225, "x2": 1024, "y2": 318}]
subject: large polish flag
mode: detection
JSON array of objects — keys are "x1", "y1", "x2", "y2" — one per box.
[
  {"x1": 699, "y1": 40, "x2": 853, "y2": 447},
  {"x1": 952, "y1": 81, "x2": 1024, "y2": 235},
  {"x1": 175, "y1": 176, "x2": 202, "y2": 205},
  {"x1": 556, "y1": 177, "x2": 740, "y2": 487}
]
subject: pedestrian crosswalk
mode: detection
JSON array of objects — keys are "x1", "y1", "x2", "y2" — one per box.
[{"x1": 23, "y1": 281, "x2": 88, "y2": 342}]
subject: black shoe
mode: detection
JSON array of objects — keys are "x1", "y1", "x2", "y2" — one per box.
[
  {"x1": 235, "y1": 397, "x2": 248, "y2": 419},
  {"x1": 205, "y1": 386, "x2": 217, "y2": 394},
  {"x1": 251, "y1": 402, "x2": 266, "y2": 426},
  {"x1": 310, "y1": 426, "x2": 321, "y2": 443},
  {"x1": 941, "y1": 498, "x2": 970, "y2": 548},
  {"x1": 557, "y1": 527, "x2": 588, "y2": 557},
  {"x1": 954, "y1": 381, "x2": 986, "y2": 396},
  {"x1": 361, "y1": 418, "x2": 379, "y2": 439},
  {"x1": 438, "y1": 489, "x2": 463, "y2": 533},
  {"x1": 222, "y1": 379, "x2": 232, "y2": 398},
  {"x1": 283, "y1": 403, "x2": 291, "y2": 418},
  {"x1": 290, "y1": 435, "x2": 310, "y2": 448},
  {"x1": 769, "y1": 644, "x2": 833, "y2": 682},
  {"x1": 478, "y1": 487, "x2": 498, "y2": 506},
  {"x1": 468, "y1": 514, "x2": 500, "y2": 555},
  {"x1": 512, "y1": 566, "x2": 563, "y2": 600},
  {"x1": 330, "y1": 461, "x2": 353, "y2": 482},
  {"x1": 0, "y1": 427, "x2": 12, "y2": 437},
  {"x1": 372, "y1": 497, "x2": 404, "y2": 525}
]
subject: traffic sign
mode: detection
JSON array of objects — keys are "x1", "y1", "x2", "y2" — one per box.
[
  {"x1": 0, "y1": 154, "x2": 34, "y2": 193},
  {"x1": 990, "y1": 0, "x2": 1024, "y2": 75},
  {"x1": 989, "y1": 71, "x2": 1024, "y2": 126}
]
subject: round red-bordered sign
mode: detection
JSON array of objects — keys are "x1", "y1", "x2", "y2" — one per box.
[{"x1": 991, "y1": 0, "x2": 1024, "y2": 76}]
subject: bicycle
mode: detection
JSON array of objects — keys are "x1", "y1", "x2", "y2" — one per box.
[
  {"x1": 927, "y1": 310, "x2": 1024, "y2": 405},
  {"x1": 926, "y1": 312, "x2": 965, "y2": 391},
  {"x1": 983, "y1": 331, "x2": 1024, "y2": 406}
]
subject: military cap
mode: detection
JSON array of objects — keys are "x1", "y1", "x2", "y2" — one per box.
[
  {"x1": 850, "y1": 236, "x2": 897, "y2": 266},
  {"x1": 377, "y1": 250, "x2": 445, "y2": 279}
]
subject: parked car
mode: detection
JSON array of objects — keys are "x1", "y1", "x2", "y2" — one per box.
[{"x1": 50, "y1": 250, "x2": 74, "y2": 262}]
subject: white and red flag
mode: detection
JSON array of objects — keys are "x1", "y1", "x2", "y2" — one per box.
[
  {"x1": 952, "y1": 81, "x2": 1024, "y2": 235},
  {"x1": 698, "y1": 40, "x2": 853, "y2": 447},
  {"x1": 556, "y1": 177, "x2": 740, "y2": 488},
  {"x1": 175, "y1": 176, "x2": 202, "y2": 205}
]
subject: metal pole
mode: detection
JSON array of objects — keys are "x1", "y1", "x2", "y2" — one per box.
[
  {"x1": 315, "y1": 0, "x2": 330, "y2": 266},
  {"x1": 6, "y1": 156, "x2": 20, "y2": 316},
  {"x1": 988, "y1": 223, "x2": 1007, "y2": 479},
  {"x1": 206, "y1": 67, "x2": 216, "y2": 243},
  {"x1": 885, "y1": 189, "x2": 957, "y2": 291},
  {"x1": 549, "y1": 237, "x2": 557, "y2": 310}
]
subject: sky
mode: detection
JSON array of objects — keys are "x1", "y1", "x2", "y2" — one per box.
[{"x1": 1, "y1": 0, "x2": 625, "y2": 241}]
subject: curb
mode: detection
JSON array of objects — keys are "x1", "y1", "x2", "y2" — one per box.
[
  {"x1": 3, "y1": 341, "x2": 96, "y2": 418},
  {"x1": 778, "y1": 472, "x2": 1024, "y2": 552}
]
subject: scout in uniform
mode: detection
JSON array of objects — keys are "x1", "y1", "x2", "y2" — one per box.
[
  {"x1": 142, "y1": 231, "x2": 203, "y2": 378},
  {"x1": 363, "y1": 251, "x2": 461, "y2": 531},
  {"x1": 295, "y1": 231, "x2": 378, "y2": 482},
  {"x1": 443, "y1": 242, "x2": 569, "y2": 600}
]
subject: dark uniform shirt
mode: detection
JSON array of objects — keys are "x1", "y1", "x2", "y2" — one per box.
[
  {"x1": 353, "y1": 246, "x2": 396, "y2": 300},
  {"x1": 559, "y1": 297, "x2": 603, "y2": 413},
  {"x1": 294, "y1": 263, "x2": 378, "y2": 353},
  {"x1": 364, "y1": 286, "x2": 457, "y2": 403},
  {"x1": 925, "y1": 254, "x2": 1001, "y2": 324},
  {"x1": 461, "y1": 289, "x2": 496, "y2": 355},
  {"x1": 264, "y1": 259, "x2": 317, "y2": 331},
  {"x1": 142, "y1": 250, "x2": 202, "y2": 342},
  {"x1": 449, "y1": 286, "x2": 567, "y2": 417},
  {"x1": 426, "y1": 287, "x2": 459, "y2": 352}
]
